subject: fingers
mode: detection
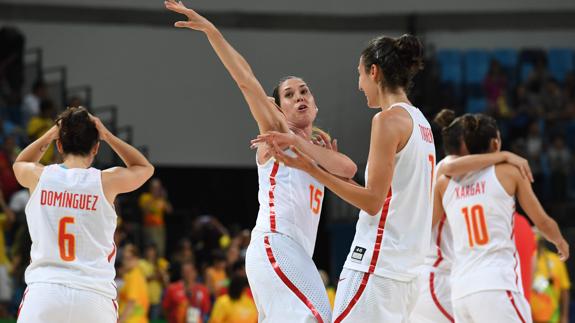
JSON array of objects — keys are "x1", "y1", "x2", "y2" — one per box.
[
  {"x1": 332, "y1": 139, "x2": 338, "y2": 152},
  {"x1": 526, "y1": 164, "x2": 534, "y2": 183},
  {"x1": 174, "y1": 21, "x2": 193, "y2": 28}
]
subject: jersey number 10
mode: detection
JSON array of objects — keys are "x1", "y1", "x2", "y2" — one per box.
[
  {"x1": 58, "y1": 216, "x2": 76, "y2": 261},
  {"x1": 461, "y1": 205, "x2": 489, "y2": 247}
]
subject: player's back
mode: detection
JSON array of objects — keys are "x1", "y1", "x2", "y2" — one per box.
[
  {"x1": 344, "y1": 103, "x2": 436, "y2": 281},
  {"x1": 25, "y1": 164, "x2": 117, "y2": 299},
  {"x1": 443, "y1": 165, "x2": 520, "y2": 300}
]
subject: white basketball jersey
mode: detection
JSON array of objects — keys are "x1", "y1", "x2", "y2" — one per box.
[
  {"x1": 253, "y1": 149, "x2": 325, "y2": 257},
  {"x1": 423, "y1": 158, "x2": 454, "y2": 273},
  {"x1": 25, "y1": 164, "x2": 118, "y2": 299},
  {"x1": 443, "y1": 166, "x2": 521, "y2": 300},
  {"x1": 343, "y1": 103, "x2": 436, "y2": 281}
]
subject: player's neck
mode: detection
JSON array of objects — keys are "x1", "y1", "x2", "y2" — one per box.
[
  {"x1": 62, "y1": 155, "x2": 93, "y2": 169},
  {"x1": 378, "y1": 91, "x2": 410, "y2": 111}
]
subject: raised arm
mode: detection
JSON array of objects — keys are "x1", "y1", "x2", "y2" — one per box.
[
  {"x1": 13, "y1": 125, "x2": 58, "y2": 191},
  {"x1": 440, "y1": 151, "x2": 533, "y2": 182},
  {"x1": 95, "y1": 116, "x2": 154, "y2": 201},
  {"x1": 513, "y1": 167, "x2": 569, "y2": 260},
  {"x1": 165, "y1": 1, "x2": 288, "y2": 134}
]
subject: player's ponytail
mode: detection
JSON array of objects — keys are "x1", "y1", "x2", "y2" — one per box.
[{"x1": 434, "y1": 109, "x2": 464, "y2": 156}]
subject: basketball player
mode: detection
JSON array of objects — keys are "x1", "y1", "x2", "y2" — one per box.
[
  {"x1": 15, "y1": 107, "x2": 154, "y2": 323},
  {"x1": 266, "y1": 34, "x2": 436, "y2": 322},
  {"x1": 410, "y1": 109, "x2": 534, "y2": 323},
  {"x1": 165, "y1": 2, "x2": 357, "y2": 322},
  {"x1": 434, "y1": 114, "x2": 568, "y2": 322}
]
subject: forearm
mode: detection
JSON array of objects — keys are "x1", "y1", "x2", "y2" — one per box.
[
  {"x1": 535, "y1": 216, "x2": 564, "y2": 245},
  {"x1": 441, "y1": 152, "x2": 506, "y2": 177},
  {"x1": 309, "y1": 165, "x2": 386, "y2": 216},
  {"x1": 204, "y1": 27, "x2": 256, "y2": 87},
  {"x1": 295, "y1": 138, "x2": 357, "y2": 178},
  {"x1": 561, "y1": 290, "x2": 570, "y2": 321},
  {"x1": 15, "y1": 126, "x2": 57, "y2": 164},
  {"x1": 105, "y1": 133, "x2": 152, "y2": 169}
]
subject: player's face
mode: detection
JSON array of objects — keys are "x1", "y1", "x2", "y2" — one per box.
[
  {"x1": 358, "y1": 57, "x2": 379, "y2": 109},
  {"x1": 277, "y1": 78, "x2": 318, "y2": 129}
]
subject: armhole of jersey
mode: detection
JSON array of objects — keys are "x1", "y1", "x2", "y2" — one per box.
[
  {"x1": 96, "y1": 169, "x2": 118, "y2": 214},
  {"x1": 389, "y1": 103, "x2": 416, "y2": 156},
  {"x1": 441, "y1": 177, "x2": 455, "y2": 207},
  {"x1": 24, "y1": 165, "x2": 48, "y2": 214},
  {"x1": 491, "y1": 165, "x2": 514, "y2": 199}
]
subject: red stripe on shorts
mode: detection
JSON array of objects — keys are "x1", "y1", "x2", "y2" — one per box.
[
  {"x1": 429, "y1": 272, "x2": 454, "y2": 322},
  {"x1": 268, "y1": 162, "x2": 280, "y2": 232},
  {"x1": 334, "y1": 272, "x2": 370, "y2": 323},
  {"x1": 17, "y1": 287, "x2": 29, "y2": 318},
  {"x1": 506, "y1": 290, "x2": 527, "y2": 323},
  {"x1": 264, "y1": 236, "x2": 324, "y2": 323}
]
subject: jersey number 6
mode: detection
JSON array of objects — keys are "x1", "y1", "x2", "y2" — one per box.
[{"x1": 58, "y1": 216, "x2": 76, "y2": 261}]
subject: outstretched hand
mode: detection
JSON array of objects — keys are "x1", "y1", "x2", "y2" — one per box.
[
  {"x1": 555, "y1": 239, "x2": 570, "y2": 262},
  {"x1": 164, "y1": 1, "x2": 214, "y2": 32},
  {"x1": 504, "y1": 152, "x2": 534, "y2": 183}
]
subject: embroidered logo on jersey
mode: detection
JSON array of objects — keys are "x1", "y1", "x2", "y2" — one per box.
[{"x1": 351, "y1": 246, "x2": 366, "y2": 263}]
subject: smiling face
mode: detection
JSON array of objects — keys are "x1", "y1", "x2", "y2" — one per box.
[
  {"x1": 276, "y1": 77, "x2": 318, "y2": 129},
  {"x1": 358, "y1": 56, "x2": 380, "y2": 109}
]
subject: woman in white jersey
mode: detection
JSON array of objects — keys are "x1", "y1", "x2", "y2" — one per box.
[
  {"x1": 410, "y1": 109, "x2": 534, "y2": 323},
  {"x1": 263, "y1": 34, "x2": 435, "y2": 322},
  {"x1": 434, "y1": 114, "x2": 569, "y2": 323},
  {"x1": 14, "y1": 107, "x2": 154, "y2": 323},
  {"x1": 165, "y1": 2, "x2": 357, "y2": 322}
]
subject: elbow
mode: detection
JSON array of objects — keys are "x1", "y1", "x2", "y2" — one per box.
[
  {"x1": 365, "y1": 198, "x2": 384, "y2": 217},
  {"x1": 236, "y1": 74, "x2": 258, "y2": 91},
  {"x1": 144, "y1": 163, "x2": 155, "y2": 181},
  {"x1": 343, "y1": 163, "x2": 358, "y2": 179}
]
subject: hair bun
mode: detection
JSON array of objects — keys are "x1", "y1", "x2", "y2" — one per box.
[
  {"x1": 395, "y1": 34, "x2": 424, "y2": 74},
  {"x1": 462, "y1": 114, "x2": 479, "y2": 133},
  {"x1": 434, "y1": 109, "x2": 456, "y2": 129}
]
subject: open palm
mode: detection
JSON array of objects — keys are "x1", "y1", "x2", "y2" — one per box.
[{"x1": 164, "y1": 1, "x2": 214, "y2": 32}]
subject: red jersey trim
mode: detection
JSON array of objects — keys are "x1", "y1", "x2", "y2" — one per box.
[
  {"x1": 368, "y1": 189, "x2": 392, "y2": 274},
  {"x1": 268, "y1": 162, "x2": 280, "y2": 232}
]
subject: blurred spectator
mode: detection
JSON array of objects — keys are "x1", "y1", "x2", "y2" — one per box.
[
  {"x1": 0, "y1": 190, "x2": 14, "y2": 318},
  {"x1": 319, "y1": 270, "x2": 335, "y2": 309},
  {"x1": 525, "y1": 122, "x2": 545, "y2": 185},
  {"x1": 139, "y1": 243, "x2": 169, "y2": 320},
  {"x1": 119, "y1": 244, "x2": 149, "y2": 323},
  {"x1": 139, "y1": 178, "x2": 173, "y2": 257},
  {"x1": 205, "y1": 251, "x2": 228, "y2": 297},
  {"x1": 483, "y1": 60, "x2": 511, "y2": 117},
  {"x1": 0, "y1": 138, "x2": 20, "y2": 201},
  {"x1": 192, "y1": 216, "x2": 230, "y2": 268},
  {"x1": 541, "y1": 80, "x2": 568, "y2": 124},
  {"x1": 531, "y1": 236, "x2": 571, "y2": 323},
  {"x1": 526, "y1": 57, "x2": 551, "y2": 95},
  {"x1": 21, "y1": 80, "x2": 48, "y2": 127},
  {"x1": 163, "y1": 261, "x2": 211, "y2": 323},
  {"x1": 564, "y1": 72, "x2": 575, "y2": 101},
  {"x1": 513, "y1": 213, "x2": 537, "y2": 301},
  {"x1": 26, "y1": 99, "x2": 56, "y2": 165},
  {"x1": 546, "y1": 136, "x2": 571, "y2": 201},
  {"x1": 0, "y1": 26, "x2": 25, "y2": 123},
  {"x1": 208, "y1": 274, "x2": 257, "y2": 323}
]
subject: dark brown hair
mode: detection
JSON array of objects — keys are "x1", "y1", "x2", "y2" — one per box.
[
  {"x1": 462, "y1": 114, "x2": 499, "y2": 154},
  {"x1": 434, "y1": 109, "x2": 464, "y2": 155},
  {"x1": 56, "y1": 107, "x2": 98, "y2": 156},
  {"x1": 361, "y1": 34, "x2": 424, "y2": 92}
]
